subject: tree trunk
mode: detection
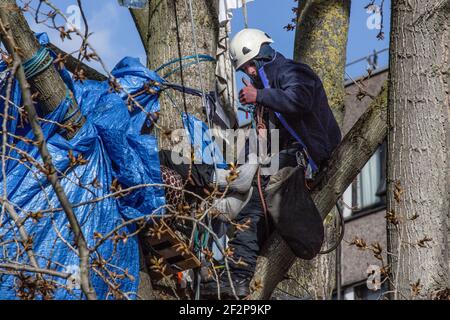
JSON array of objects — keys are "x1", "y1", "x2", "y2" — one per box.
[
  {"x1": 294, "y1": 0, "x2": 351, "y2": 127},
  {"x1": 386, "y1": 0, "x2": 449, "y2": 300},
  {"x1": 275, "y1": 0, "x2": 351, "y2": 300},
  {"x1": 132, "y1": 0, "x2": 219, "y2": 148},
  {"x1": 131, "y1": 0, "x2": 219, "y2": 298},
  {"x1": 0, "y1": 0, "x2": 83, "y2": 139},
  {"x1": 251, "y1": 84, "x2": 388, "y2": 299}
]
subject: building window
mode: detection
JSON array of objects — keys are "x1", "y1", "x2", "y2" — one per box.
[
  {"x1": 351, "y1": 142, "x2": 386, "y2": 214},
  {"x1": 338, "y1": 281, "x2": 388, "y2": 300},
  {"x1": 353, "y1": 282, "x2": 388, "y2": 300}
]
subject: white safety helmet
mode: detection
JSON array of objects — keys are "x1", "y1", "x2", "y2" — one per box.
[{"x1": 229, "y1": 28, "x2": 274, "y2": 70}]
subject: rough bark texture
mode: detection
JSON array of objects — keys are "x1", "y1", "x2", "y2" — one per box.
[
  {"x1": 275, "y1": 0, "x2": 351, "y2": 299},
  {"x1": 131, "y1": 0, "x2": 219, "y2": 298},
  {"x1": 0, "y1": 1, "x2": 82, "y2": 138},
  {"x1": 251, "y1": 85, "x2": 388, "y2": 299},
  {"x1": 386, "y1": 0, "x2": 449, "y2": 299},
  {"x1": 294, "y1": 0, "x2": 351, "y2": 127},
  {"x1": 132, "y1": 0, "x2": 219, "y2": 148}
]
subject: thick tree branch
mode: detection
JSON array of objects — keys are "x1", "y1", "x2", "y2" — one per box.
[
  {"x1": 0, "y1": 263, "x2": 70, "y2": 279},
  {"x1": 281, "y1": 0, "x2": 352, "y2": 300},
  {"x1": 47, "y1": 43, "x2": 107, "y2": 81},
  {"x1": 294, "y1": 0, "x2": 351, "y2": 127},
  {"x1": 251, "y1": 84, "x2": 388, "y2": 299},
  {"x1": 130, "y1": 5, "x2": 150, "y2": 52},
  {"x1": 0, "y1": 0, "x2": 84, "y2": 139}
]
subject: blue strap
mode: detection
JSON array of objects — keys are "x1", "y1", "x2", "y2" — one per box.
[
  {"x1": 257, "y1": 66, "x2": 319, "y2": 173},
  {"x1": 274, "y1": 112, "x2": 318, "y2": 172}
]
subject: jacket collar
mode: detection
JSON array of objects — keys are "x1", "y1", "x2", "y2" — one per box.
[
  {"x1": 254, "y1": 52, "x2": 287, "y2": 87},
  {"x1": 260, "y1": 52, "x2": 287, "y2": 77}
]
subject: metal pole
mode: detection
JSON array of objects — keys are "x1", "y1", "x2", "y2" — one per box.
[
  {"x1": 335, "y1": 202, "x2": 343, "y2": 300},
  {"x1": 242, "y1": 0, "x2": 248, "y2": 28}
]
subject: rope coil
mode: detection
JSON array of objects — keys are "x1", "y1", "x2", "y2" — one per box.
[{"x1": 22, "y1": 46, "x2": 54, "y2": 80}]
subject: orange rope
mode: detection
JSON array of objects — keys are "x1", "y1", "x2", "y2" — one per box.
[{"x1": 256, "y1": 105, "x2": 270, "y2": 234}]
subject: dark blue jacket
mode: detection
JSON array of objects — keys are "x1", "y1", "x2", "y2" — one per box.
[{"x1": 255, "y1": 53, "x2": 342, "y2": 167}]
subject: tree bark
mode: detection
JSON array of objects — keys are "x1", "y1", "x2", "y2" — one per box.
[
  {"x1": 294, "y1": 0, "x2": 351, "y2": 127},
  {"x1": 386, "y1": 0, "x2": 449, "y2": 299},
  {"x1": 251, "y1": 84, "x2": 388, "y2": 299},
  {"x1": 132, "y1": 0, "x2": 219, "y2": 148},
  {"x1": 0, "y1": 1, "x2": 83, "y2": 139},
  {"x1": 131, "y1": 0, "x2": 219, "y2": 298},
  {"x1": 276, "y1": 0, "x2": 351, "y2": 300}
]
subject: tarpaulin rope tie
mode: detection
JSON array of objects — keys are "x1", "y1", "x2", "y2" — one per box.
[
  {"x1": 22, "y1": 46, "x2": 54, "y2": 80},
  {"x1": 59, "y1": 87, "x2": 84, "y2": 136},
  {"x1": 61, "y1": 88, "x2": 80, "y2": 123}
]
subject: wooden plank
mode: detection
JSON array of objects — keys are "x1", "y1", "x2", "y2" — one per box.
[
  {"x1": 141, "y1": 220, "x2": 201, "y2": 277},
  {"x1": 174, "y1": 257, "x2": 201, "y2": 270}
]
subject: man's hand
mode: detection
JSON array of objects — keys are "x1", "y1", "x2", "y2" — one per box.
[{"x1": 239, "y1": 79, "x2": 258, "y2": 105}]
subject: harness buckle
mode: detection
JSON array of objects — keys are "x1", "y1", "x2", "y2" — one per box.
[{"x1": 296, "y1": 150, "x2": 307, "y2": 168}]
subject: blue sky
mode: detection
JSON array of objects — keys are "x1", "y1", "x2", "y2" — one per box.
[
  {"x1": 21, "y1": 0, "x2": 390, "y2": 124},
  {"x1": 22, "y1": 0, "x2": 390, "y2": 75},
  {"x1": 229, "y1": 0, "x2": 390, "y2": 77}
]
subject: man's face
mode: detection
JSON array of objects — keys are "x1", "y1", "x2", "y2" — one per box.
[{"x1": 242, "y1": 61, "x2": 258, "y2": 79}]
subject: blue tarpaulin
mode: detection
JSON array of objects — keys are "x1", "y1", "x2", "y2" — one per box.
[
  {"x1": 0, "y1": 34, "x2": 166, "y2": 299},
  {"x1": 182, "y1": 113, "x2": 227, "y2": 169}
]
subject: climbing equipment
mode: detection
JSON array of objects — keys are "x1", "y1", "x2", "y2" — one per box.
[
  {"x1": 318, "y1": 202, "x2": 345, "y2": 255},
  {"x1": 257, "y1": 63, "x2": 319, "y2": 174},
  {"x1": 155, "y1": 54, "x2": 215, "y2": 79},
  {"x1": 255, "y1": 104, "x2": 270, "y2": 234}
]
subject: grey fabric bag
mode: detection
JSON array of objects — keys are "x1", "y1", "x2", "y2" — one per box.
[{"x1": 265, "y1": 166, "x2": 324, "y2": 260}]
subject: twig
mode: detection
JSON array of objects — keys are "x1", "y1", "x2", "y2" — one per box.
[
  {"x1": 0, "y1": 13, "x2": 97, "y2": 300},
  {"x1": 0, "y1": 262, "x2": 70, "y2": 279}
]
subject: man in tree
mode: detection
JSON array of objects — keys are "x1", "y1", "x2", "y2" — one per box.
[{"x1": 202, "y1": 28, "x2": 342, "y2": 298}]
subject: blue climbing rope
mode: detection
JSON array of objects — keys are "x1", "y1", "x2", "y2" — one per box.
[
  {"x1": 61, "y1": 88, "x2": 80, "y2": 123},
  {"x1": 155, "y1": 54, "x2": 215, "y2": 79},
  {"x1": 22, "y1": 46, "x2": 54, "y2": 80}
]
